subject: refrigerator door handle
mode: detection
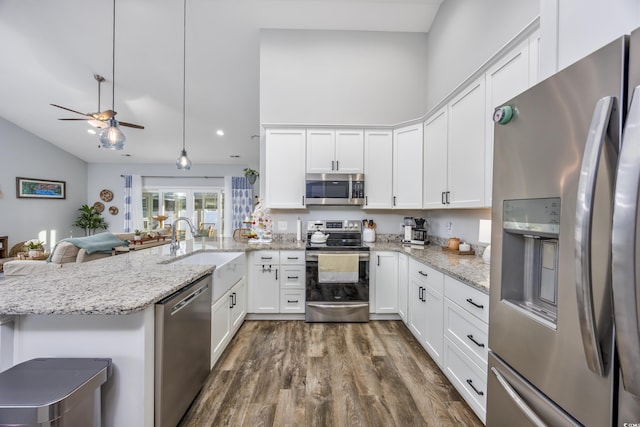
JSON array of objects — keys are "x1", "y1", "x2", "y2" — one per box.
[
  {"x1": 491, "y1": 367, "x2": 548, "y2": 427},
  {"x1": 575, "y1": 95, "x2": 614, "y2": 377},
  {"x1": 612, "y1": 86, "x2": 640, "y2": 397}
]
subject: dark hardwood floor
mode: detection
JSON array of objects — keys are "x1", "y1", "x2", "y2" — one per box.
[{"x1": 179, "y1": 320, "x2": 483, "y2": 427}]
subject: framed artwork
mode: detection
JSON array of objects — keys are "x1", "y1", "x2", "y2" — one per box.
[{"x1": 16, "y1": 177, "x2": 66, "y2": 199}]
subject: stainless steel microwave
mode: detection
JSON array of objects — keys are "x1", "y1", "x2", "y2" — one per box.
[{"x1": 305, "y1": 173, "x2": 365, "y2": 206}]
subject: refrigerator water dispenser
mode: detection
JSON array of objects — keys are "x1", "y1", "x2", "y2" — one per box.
[{"x1": 501, "y1": 198, "x2": 560, "y2": 328}]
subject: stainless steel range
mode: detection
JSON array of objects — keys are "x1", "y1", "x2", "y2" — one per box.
[{"x1": 305, "y1": 220, "x2": 370, "y2": 322}]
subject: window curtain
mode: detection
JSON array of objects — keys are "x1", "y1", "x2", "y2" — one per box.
[
  {"x1": 123, "y1": 174, "x2": 144, "y2": 232},
  {"x1": 231, "y1": 177, "x2": 253, "y2": 230}
]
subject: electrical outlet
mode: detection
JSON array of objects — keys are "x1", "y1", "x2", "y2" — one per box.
[
  {"x1": 278, "y1": 221, "x2": 288, "y2": 231},
  {"x1": 446, "y1": 221, "x2": 453, "y2": 236},
  {"x1": 400, "y1": 222, "x2": 405, "y2": 232}
]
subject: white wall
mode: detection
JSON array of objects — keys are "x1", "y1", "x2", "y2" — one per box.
[
  {"x1": 0, "y1": 117, "x2": 87, "y2": 250},
  {"x1": 260, "y1": 29, "x2": 428, "y2": 125},
  {"x1": 555, "y1": 0, "x2": 640, "y2": 70},
  {"x1": 425, "y1": 0, "x2": 539, "y2": 111},
  {"x1": 87, "y1": 163, "x2": 247, "y2": 233}
]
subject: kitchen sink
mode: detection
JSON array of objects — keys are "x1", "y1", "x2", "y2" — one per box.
[{"x1": 171, "y1": 252, "x2": 245, "y2": 300}]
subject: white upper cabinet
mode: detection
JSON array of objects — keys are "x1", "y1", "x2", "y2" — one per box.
[
  {"x1": 447, "y1": 76, "x2": 486, "y2": 208},
  {"x1": 393, "y1": 123, "x2": 423, "y2": 209},
  {"x1": 364, "y1": 129, "x2": 393, "y2": 209},
  {"x1": 423, "y1": 108, "x2": 449, "y2": 209},
  {"x1": 306, "y1": 128, "x2": 364, "y2": 174},
  {"x1": 265, "y1": 128, "x2": 306, "y2": 209},
  {"x1": 485, "y1": 31, "x2": 540, "y2": 206}
]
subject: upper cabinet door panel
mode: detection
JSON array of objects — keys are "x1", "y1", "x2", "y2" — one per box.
[
  {"x1": 423, "y1": 108, "x2": 449, "y2": 209},
  {"x1": 306, "y1": 129, "x2": 336, "y2": 174},
  {"x1": 364, "y1": 130, "x2": 393, "y2": 209},
  {"x1": 447, "y1": 77, "x2": 485, "y2": 208},
  {"x1": 265, "y1": 128, "x2": 306, "y2": 209},
  {"x1": 335, "y1": 129, "x2": 364, "y2": 173},
  {"x1": 393, "y1": 124, "x2": 423, "y2": 209}
]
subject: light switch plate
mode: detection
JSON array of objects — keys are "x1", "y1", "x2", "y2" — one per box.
[{"x1": 278, "y1": 221, "x2": 288, "y2": 231}]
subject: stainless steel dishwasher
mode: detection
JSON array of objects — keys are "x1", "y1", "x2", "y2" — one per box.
[{"x1": 155, "y1": 274, "x2": 212, "y2": 427}]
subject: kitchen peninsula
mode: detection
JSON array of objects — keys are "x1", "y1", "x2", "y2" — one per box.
[{"x1": 0, "y1": 237, "x2": 489, "y2": 426}]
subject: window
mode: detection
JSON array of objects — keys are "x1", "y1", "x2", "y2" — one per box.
[{"x1": 142, "y1": 188, "x2": 224, "y2": 238}]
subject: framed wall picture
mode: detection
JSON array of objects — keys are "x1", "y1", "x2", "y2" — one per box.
[{"x1": 16, "y1": 177, "x2": 66, "y2": 199}]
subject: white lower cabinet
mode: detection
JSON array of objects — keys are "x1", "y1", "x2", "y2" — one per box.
[
  {"x1": 372, "y1": 251, "x2": 398, "y2": 314},
  {"x1": 443, "y1": 276, "x2": 489, "y2": 423},
  {"x1": 397, "y1": 254, "x2": 408, "y2": 323},
  {"x1": 248, "y1": 250, "x2": 305, "y2": 314},
  {"x1": 408, "y1": 259, "x2": 444, "y2": 367},
  {"x1": 211, "y1": 278, "x2": 246, "y2": 368}
]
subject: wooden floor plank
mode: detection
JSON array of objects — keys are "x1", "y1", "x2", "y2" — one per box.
[{"x1": 178, "y1": 320, "x2": 483, "y2": 427}]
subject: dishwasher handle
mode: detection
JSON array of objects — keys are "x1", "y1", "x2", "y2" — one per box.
[{"x1": 170, "y1": 282, "x2": 210, "y2": 316}]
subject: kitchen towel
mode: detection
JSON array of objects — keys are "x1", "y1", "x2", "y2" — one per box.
[{"x1": 318, "y1": 253, "x2": 359, "y2": 283}]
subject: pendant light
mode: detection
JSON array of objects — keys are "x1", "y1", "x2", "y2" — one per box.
[
  {"x1": 176, "y1": 0, "x2": 192, "y2": 170},
  {"x1": 99, "y1": 0, "x2": 126, "y2": 150}
]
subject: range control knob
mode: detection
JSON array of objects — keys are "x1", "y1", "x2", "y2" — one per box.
[{"x1": 493, "y1": 105, "x2": 514, "y2": 125}]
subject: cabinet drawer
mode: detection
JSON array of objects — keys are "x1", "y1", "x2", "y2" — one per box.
[
  {"x1": 280, "y1": 290, "x2": 305, "y2": 313},
  {"x1": 254, "y1": 251, "x2": 280, "y2": 264},
  {"x1": 444, "y1": 337, "x2": 487, "y2": 423},
  {"x1": 280, "y1": 265, "x2": 305, "y2": 289},
  {"x1": 444, "y1": 276, "x2": 489, "y2": 323},
  {"x1": 444, "y1": 299, "x2": 488, "y2": 369},
  {"x1": 409, "y1": 259, "x2": 443, "y2": 294},
  {"x1": 280, "y1": 250, "x2": 305, "y2": 265}
]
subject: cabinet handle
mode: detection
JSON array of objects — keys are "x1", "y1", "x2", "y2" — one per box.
[
  {"x1": 232, "y1": 292, "x2": 236, "y2": 306},
  {"x1": 418, "y1": 286, "x2": 424, "y2": 301},
  {"x1": 287, "y1": 299, "x2": 299, "y2": 303},
  {"x1": 442, "y1": 191, "x2": 446, "y2": 205},
  {"x1": 466, "y1": 334, "x2": 485, "y2": 348},
  {"x1": 302, "y1": 195, "x2": 305, "y2": 206},
  {"x1": 275, "y1": 268, "x2": 278, "y2": 280},
  {"x1": 229, "y1": 294, "x2": 234, "y2": 309},
  {"x1": 287, "y1": 256, "x2": 298, "y2": 260},
  {"x1": 466, "y1": 298, "x2": 484, "y2": 309},
  {"x1": 446, "y1": 191, "x2": 451, "y2": 204},
  {"x1": 261, "y1": 256, "x2": 273, "y2": 260},
  {"x1": 393, "y1": 196, "x2": 397, "y2": 206},
  {"x1": 336, "y1": 160, "x2": 339, "y2": 170},
  {"x1": 287, "y1": 276, "x2": 299, "y2": 280},
  {"x1": 365, "y1": 196, "x2": 368, "y2": 205},
  {"x1": 331, "y1": 160, "x2": 335, "y2": 170},
  {"x1": 377, "y1": 255, "x2": 380, "y2": 266},
  {"x1": 418, "y1": 270, "x2": 428, "y2": 277},
  {"x1": 466, "y1": 379, "x2": 484, "y2": 396}
]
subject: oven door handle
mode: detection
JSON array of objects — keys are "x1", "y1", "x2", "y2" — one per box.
[
  {"x1": 306, "y1": 303, "x2": 370, "y2": 309},
  {"x1": 306, "y1": 252, "x2": 370, "y2": 261}
]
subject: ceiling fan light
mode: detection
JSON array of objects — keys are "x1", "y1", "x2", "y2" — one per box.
[
  {"x1": 89, "y1": 119, "x2": 107, "y2": 129},
  {"x1": 176, "y1": 148, "x2": 192, "y2": 170},
  {"x1": 99, "y1": 118, "x2": 126, "y2": 150}
]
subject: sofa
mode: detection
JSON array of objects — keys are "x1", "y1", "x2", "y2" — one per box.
[{"x1": 2, "y1": 231, "x2": 170, "y2": 277}]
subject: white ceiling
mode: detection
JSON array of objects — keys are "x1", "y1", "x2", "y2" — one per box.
[{"x1": 0, "y1": 0, "x2": 443, "y2": 166}]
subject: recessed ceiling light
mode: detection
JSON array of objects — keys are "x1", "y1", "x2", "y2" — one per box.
[
  {"x1": 216, "y1": 129, "x2": 224, "y2": 136},
  {"x1": 230, "y1": 155, "x2": 240, "y2": 158},
  {"x1": 87, "y1": 129, "x2": 97, "y2": 135}
]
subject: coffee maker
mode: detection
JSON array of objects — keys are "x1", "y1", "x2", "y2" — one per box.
[{"x1": 402, "y1": 217, "x2": 429, "y2": 245}]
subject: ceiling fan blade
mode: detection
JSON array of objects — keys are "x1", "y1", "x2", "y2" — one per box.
[
  {"x1": 119, "y1": 121, "x2": 145, "y2": 129},
  {"x1": 50, "y1": 104, "x2": 92, "y2": 118}
]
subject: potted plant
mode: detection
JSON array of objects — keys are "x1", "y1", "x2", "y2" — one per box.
[
  {"x1": 73, "y1": 204, "x2": 108, "y2": 236},
  {"x1": 134, "y1": 229, "x2": 142, "y2": 241},
  {"x1": 24, "y1": 239, "x2": 45, "y2": 258},
  {"x1": 243, "y1": 168, "x2": 259, "y2": 185}
]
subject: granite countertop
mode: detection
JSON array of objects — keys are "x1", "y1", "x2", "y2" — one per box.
[
  {"x1": 0, "y1": 236, "x2": 488, "y2": 316},
  {"x1": 365, "y1": 242, "x2": 490, "y2": 294}
]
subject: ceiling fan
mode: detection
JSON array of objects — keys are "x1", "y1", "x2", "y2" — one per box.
[{"x1": 51, "y1": 73, "x2": 144, "y2": 130}]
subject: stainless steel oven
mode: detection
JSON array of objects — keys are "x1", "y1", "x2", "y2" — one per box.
[{"x1": 305, "y1": 220, "x2": 370, "y2": 322}]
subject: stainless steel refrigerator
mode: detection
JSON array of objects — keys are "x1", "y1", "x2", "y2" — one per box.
[{"x1": 488, "y1": 30, "x2": 640, "y2": 426}]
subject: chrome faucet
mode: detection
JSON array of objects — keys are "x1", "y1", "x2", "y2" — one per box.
[{"x1": 170, "y1": 217, "x2": 198, "y2": 255}]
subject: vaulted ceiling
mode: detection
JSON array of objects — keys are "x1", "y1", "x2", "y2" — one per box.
[{"x1": 0, "y1": 0, "x2": 443, "y2": 165}]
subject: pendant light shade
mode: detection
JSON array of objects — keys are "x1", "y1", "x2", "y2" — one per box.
[
  {"x1": 99, "y1": 117, "x2": 126, "y2": 149},
  {"x1": 176, "y1": 0, "x2": 191, "y2": 170},
  {"x1": 176, "y1": 148, "x2": 192, "y2": 170}
]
